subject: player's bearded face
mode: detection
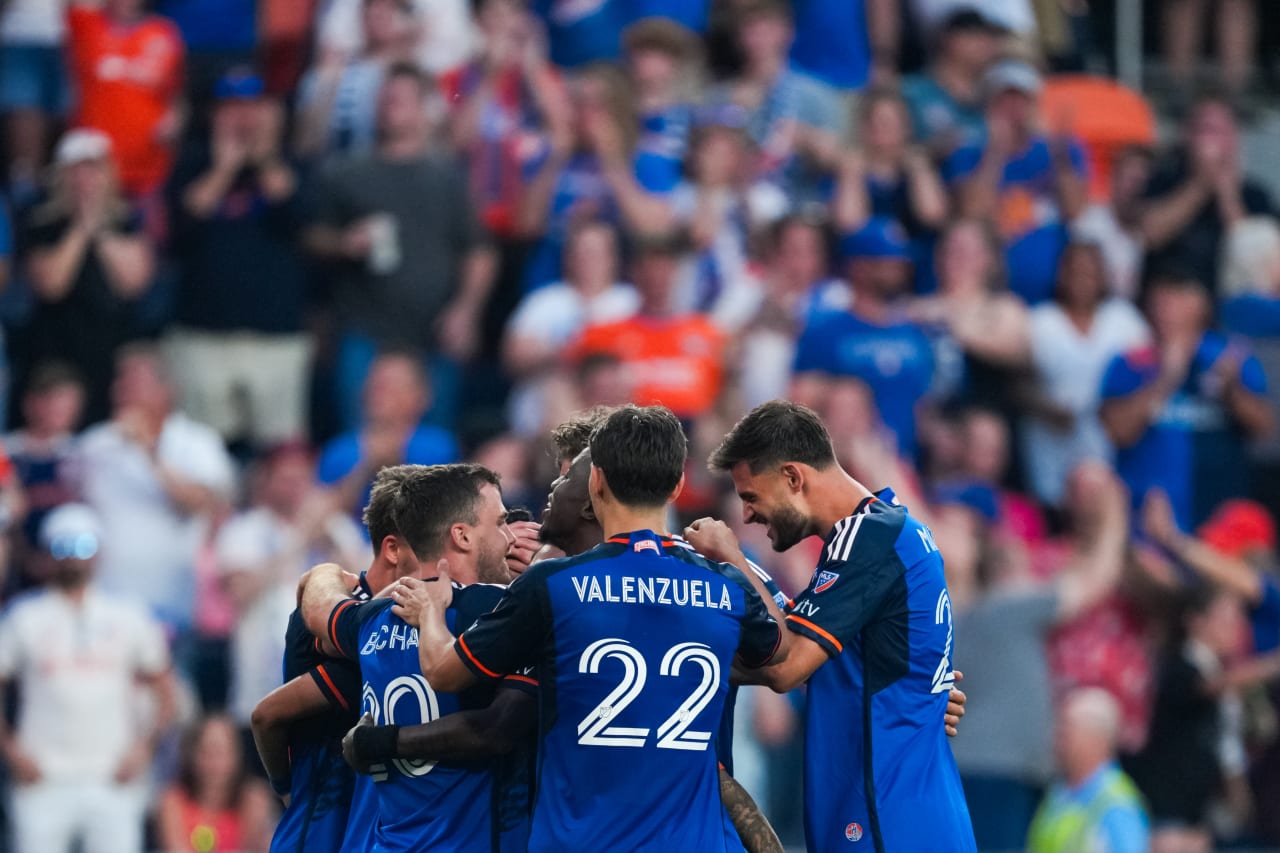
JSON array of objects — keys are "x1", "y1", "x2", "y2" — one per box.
[{"x1": 765, "y1": 501, "x2": 809, "y2": 552}]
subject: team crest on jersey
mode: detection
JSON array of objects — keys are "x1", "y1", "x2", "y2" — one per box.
[
  {"x1": 633, "y1": 539, "x2": 659, "y2": 554},
  {"x1": 845, "y1": 823, "x2": 863, "y2": 842},
  {"x1": 814, "y1": 570, "x2": 839, "y2": 593}
]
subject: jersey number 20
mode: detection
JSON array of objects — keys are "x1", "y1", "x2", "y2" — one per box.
[
  {"x1": 577, "y1": 638, "x2": 721, "y2": 751},
  {"x1": 363, "y1": 674, "x2": 442, "y2": 778}
]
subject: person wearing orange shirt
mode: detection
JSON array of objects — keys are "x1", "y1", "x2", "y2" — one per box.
[
  {"x1": 571, "y1": 231, "x2": 727, "y2": 420},
  {"x1": 67, "y1": 0, "x2": 186, "y2": 198}
]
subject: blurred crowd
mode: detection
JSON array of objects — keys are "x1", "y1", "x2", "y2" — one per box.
[{"x1": 2, "y1": 0, "x2": 1280, "y2": 851}]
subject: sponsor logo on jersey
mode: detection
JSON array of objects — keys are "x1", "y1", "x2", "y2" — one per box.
[
  {"x1": 634, "y1": 540, "x2": 660, "y2": 554},
  {"x1": 814, "y1": 570, "x2": 839, "y2": 594},
  {"x1": 845, "y1": 822, "x2": 863, "y2": 842}
]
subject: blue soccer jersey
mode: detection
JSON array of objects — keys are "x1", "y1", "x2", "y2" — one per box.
[
  {"x1": 454, "y1": 530, "x2": 782, "y2": 853},
  {"x1": 269, "y1": 609, "x2": 363, "y2": 853},
  {"x1": 787, "y1": 491, "x2": 975, "y2": 853},
  {"x1": 326, "y1": 585, "x2": 536, "y2": 853}
]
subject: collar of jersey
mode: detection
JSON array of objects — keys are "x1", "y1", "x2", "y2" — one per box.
[{"x1": 605, "y1": 530, "x2": 681, "y2": 546}]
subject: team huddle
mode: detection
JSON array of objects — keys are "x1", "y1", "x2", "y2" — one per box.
[{"x1": 252, "y1": 401, "x2": 976, "y2": 853}]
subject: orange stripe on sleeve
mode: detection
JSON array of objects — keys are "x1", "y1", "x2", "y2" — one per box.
[
  {"x1": 457, "y1": 634, "x2": 501, "y2": 678},
  {"x1": 503, "y1": 673, "x2": 538, "y2": 687},
  {"x1": 787, "y1": 614, "x2": 843, "y2": 654},
  {"x1": 327, "y1": 599, "x2": 358, "y2": 657},
  {"x1": 315, "y1": 665, "x2": 349, "y2": 711}
]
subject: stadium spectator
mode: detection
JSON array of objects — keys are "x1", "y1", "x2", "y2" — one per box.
[
  {"x1": 20, "y1": 129, "x2": 155, "y2": 426},
  {"x1": 792, "y1": 217, "x2": 934, "y2": 458},
  {"x1": 1125, "y1": 584, "x2": 1248, "y2": 853},
  {"x1": 706, "y1": 0, "x2": 841, "y2": 199},
  {"x1": 570, "y1": 232, "x2": 726, "y2": 421},
  {"x1": 75, "y1": 344, "x2": 236, "y2": 634},
  {"x1": 1027, "y1": 687, "x2": 1150, "y2": 853},
  {"x1": 902, "y1": 8, "x2": 1006, "y2": 158},
  {"x1": 0, "y1": 503, "x2": 177, "y2": 853},
  {"x1": 4, "y1": 362, "x2": 83, "y2": 593},
  {"x1": 304, "y1": 63, "x2": 496, "y2": 431},
  {"x1": 788, "y1": 0, "x2": 889, "y2": 95},
  {"x1": 1071, "y1": 144, "x2": 1154, "y2": 300},
  {"x1": 1140, "y1": 94, "x2": 1275, "y2": 299},
  {"x1": 293, "y1": 0, "x2": 419, "y2": 164},
  {"x1": 907, "y1": 218, "x2": 1028, "y2": 405},
  {"x1": 945, "y1": 58, "x2": 1088, "y2": 305},
  {"x1": 909, "y1": 0, "x2": 1036, "y2": 40},
  {"x1": 670, "y1": 106, "x2": 788, "y2": 327},
  {"x1": 156, "y1": 0, "x2": 257, "y2": 105},
  {"x1": 1020, "y1": 241, "x2": 1150, "y2": 507},
  {"x1": 440, "y1": 0, "x2": 566, "y2": 239},
  {"x1": 832, "y1": 87, "x2": 948, "y2": 240},
  {"x1": 735, "y1": 213, "x2": 847, "y2": 409},
  {"x1": 1100, "y1": 267, "x2": 1273, "y2": 529},
  {"x1": 217, "y1": 443, "x2": 366, "y2": 756},
  {"x1": 66, "y1": 0, "x2": 186, "y2": 200},
  {"x1": 952, "y1": 462, "x2": 1128, "y2": 851},
  {"x1": 529, "y1": 0, "x2": 631, "y2": 69},
  {"x1": 156, "y1": 714, "x2": 275, "y2": 853},
  {"x1": 316, "y1": 0, "x2": 476, "y2": 76},
  {"x1": 1161, "y1": 0, "x2": 1257, "y2": 107},
  {"x1": 317, "y1": 351, "x2": 460, "y2": 523},
  {"x1": 516, "y1": 62, "x2": 674, "y2": 291},
  {"x1": 0, "y1": 0, "x2": 68, "y2": 203},
  {"x1": 166, "y1": 70, "x2": 310, "y2": 450},
  {"x1": 503, "y1": 220, "x2": 637, "y2": 435},
  {"x1": 623, "y1": 17, "x2": 702, "y2": 195}
]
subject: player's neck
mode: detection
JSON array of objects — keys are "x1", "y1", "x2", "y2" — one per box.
[
  {"x1": 597, "y1": 505, "x2": 670, "y2": 542},
  {"x1": 811, "y1": 469, "x2": 876, "y2": 535}
]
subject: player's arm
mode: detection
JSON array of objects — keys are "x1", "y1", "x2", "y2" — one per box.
[
  {"x1": 251, "y1": 667, "x2": 355, "y2": 800},
  {"x1": 344, "y1": 686, "x2": 537, "y2": 773},
  {"x1": 299, "y1": 562, "x2": 360, "y2": 653},
  {"x1": 734, "y1": 634, "x2": 830, "y2": 692},
  {"x1": 389, "y1": 573, "x2": 479, "y2": 693},
  {"x1": 720, "y1": 768, "x2": 785, "y2": 853}
]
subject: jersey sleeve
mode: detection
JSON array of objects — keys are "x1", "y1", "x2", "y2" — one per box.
[
  {"x1": 454, "y1": 570, "x2": 546, "y2": 681},
  {"x1": 726, "y1": 566, "x2": 782, "y2": 668},
  {"x1": 1240, "y1": 351, "x2": 1267, "y2": 394},
  {"x1": 308, "y1": 659, "x2": 361, "y2": 714},
  {"x1": 787, "y1": 515, "x2": 904, "y2": 657},
  {"x1": 327, "y1": 598, "x2": 392, "y2": 660}
]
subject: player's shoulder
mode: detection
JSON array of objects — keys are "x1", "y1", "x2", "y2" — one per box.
[
  {"x1": 452, "y1": 581, "x2": 508, "y2": 619},
  {"x1": 821, "y1": 494, "x2": 908, "y2": 567}
]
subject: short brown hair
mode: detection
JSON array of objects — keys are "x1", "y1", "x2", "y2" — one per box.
[
  {"x1": 550, "y1": 407, "x2": 615, "y2": 466},
  {"x1": 589, "y1": 405, "x2": 687, "y2": 507},
  {"x1": 363, "y1": 463, "x2": 501, "y2": 559},
  {"x1": 709, "y1": 400, "x2": 837, "y2": 474}
]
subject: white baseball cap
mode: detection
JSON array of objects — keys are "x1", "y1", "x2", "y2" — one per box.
[
  {"x1": 54, "y1": 129, "x2": 113, "y2": 166},
  {"x1": 984, "y1": 59, "x2": 1043, "y2": 98},
  {"x1": 40, "y1": 503, "x2": 104, "y2": 560}
]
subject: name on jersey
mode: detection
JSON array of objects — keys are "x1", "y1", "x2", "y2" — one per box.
[
  {"x1": 360, "y1": 623, "x2": 419, "y2": 655},
  {"x1": 571, "y1": 574, "x2": 733, "y2": 610}
]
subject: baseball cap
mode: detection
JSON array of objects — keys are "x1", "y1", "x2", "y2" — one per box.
[
  {"x1": 984, "y1": 58, "x2": 1042, "y2": 98},
  {"x1": 54, "y1": 129, "x2": 112, "y2": 166},
  {"x1": 40, "y1": 503, "x2": 104, "y2": 561},
  {"x1": 938, "y1": 7, "x2": 1008, "y2": 36},
  {"x1": 839, "y1": 217, "x2": 911, "y2": 261},
  {"x1": 214, "y1": 67, "x2": 265, "y2": 101},
  {"x1": 1198, "y1": 499, "x2": 1276, "y2": 558}
]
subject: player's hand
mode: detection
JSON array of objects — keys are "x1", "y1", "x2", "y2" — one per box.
[
  {"x1": 945, "y1": 671, "x2": 966, "y2": 737},
  {"x1": 343, "y1": 713, "x2": 377, "y2": 774},
  {"x1": 683, "y1": 518, "x2": 745, "y2": 565},
  {"x1": 390, "y1": 564, "x2": 454, "y2": 624},
  {"x1": 113, "y1": 740, "x2": 152, "y2": 783},
  {"x1": 3, "y1": 743, "x2": 42, "y2": 784},
  {"x1": 505, "y1": 521, "x2": 542, "y2": 575}
]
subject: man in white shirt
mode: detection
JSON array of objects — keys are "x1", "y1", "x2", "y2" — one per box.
[
  {"x1": 0, "y1": 503, "x2": 176, "y2": 853},
  {"x1": 75, "y1": 344, "x2": 236, "y2": 634}
]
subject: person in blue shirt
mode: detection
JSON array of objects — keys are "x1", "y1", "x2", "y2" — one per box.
[
  {"x1": 317, "y1": 352, "x2": 459, "y2": 526},
  {"x1": 944, "y1": 59, "x2": 1089, "y2": 305},
  {"x1": 622, "y1": 17, "x2": 701, "y2": 195},
  {"x1": 792, "y1": 217, "x2": 935, "y2": 459},
  {"x1": 405, "y1": 405, "x2": 786, "y2": 852},
  {"x1": 299, "y1": 463, "x2": 532, "y2": 852},
  {"x1": 1100, "y1": 269, "x2": 1273, "y2": 530},
  {"x1": 700, "y1": 400, "x2": 976, "y2": 853},
  {"x1": 788, "y1": 0, "x2": 879, "y2": 92}
]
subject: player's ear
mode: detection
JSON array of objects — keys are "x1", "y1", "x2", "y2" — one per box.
[
  {"x1": 588, "y1": 464, "x2": 604, "y2": 502},
  {"x1": 780, "y1": 462, "x2": 804, "y2": 494},
  {"x1": 669, "y1": 471, "x2": 686, "y2": 503},
  {"x1": 380, "y1": 535, "x2": 400, "y2": 567},
  {"x1": 450, "y1": 522, "x2": 472, "y2": 553}
]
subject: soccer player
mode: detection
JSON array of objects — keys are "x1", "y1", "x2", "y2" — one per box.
[
  {"x1": 299, "y1": 463, "x2": 535, "y2": 852},
  {"x1": 402, "y1": 405, "x2": 785, "y2": 851},
  {"x1": 697, "y1": 400, "x2": 977, "y2": 853},
  {"x1": 253, "y1": 464, "x2": 472, "y2": 853}
]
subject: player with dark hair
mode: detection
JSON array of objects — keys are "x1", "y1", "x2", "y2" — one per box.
[
  {"x1": 297, "y1": 463, "x2": 531, "y2": 853},
  {"x1": 394, "y1": 405, "x2": 786, "y2": 851},
  {"x1": 692, "y1": 399, "x2": 976, "y2": 853}
]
